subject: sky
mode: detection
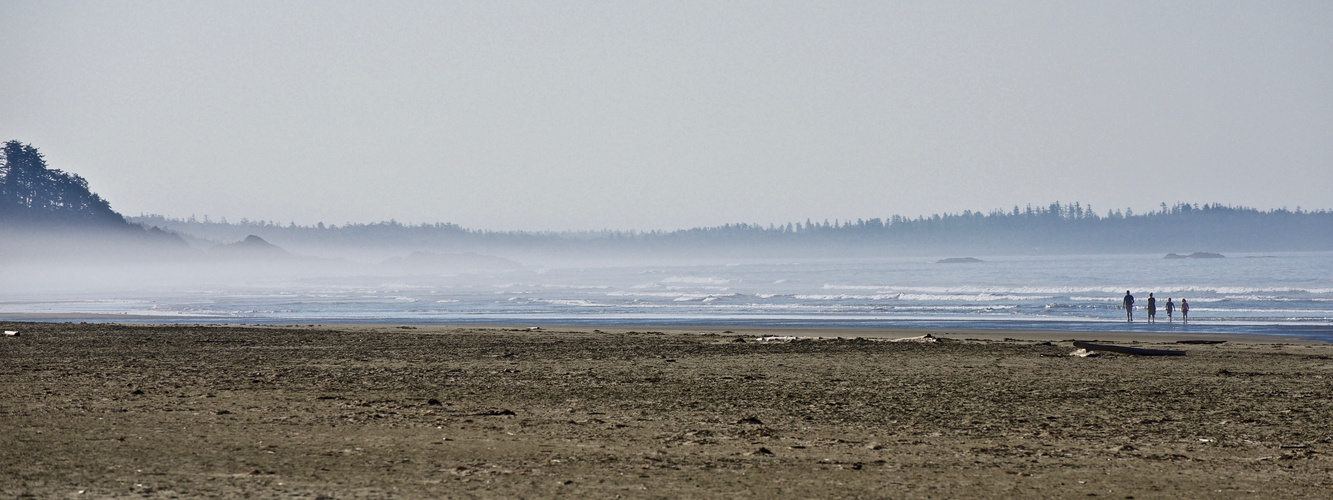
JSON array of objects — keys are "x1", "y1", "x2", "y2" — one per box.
[{"x1": 2, "y1": 1, "x2": 1331, "y2": 231}]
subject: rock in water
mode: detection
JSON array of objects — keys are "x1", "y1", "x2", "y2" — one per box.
[{"x1": 1165, "y1": 252, "x2": 1225, "y2": 259}]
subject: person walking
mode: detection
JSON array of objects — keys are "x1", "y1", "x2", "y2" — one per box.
[
  {"x1": 1123, "y1": 290, "x2": 1135, "y2": 322},
  {"x1": 1147, "y1": 293, "x2": 1157, "y2": 324},
  {"x1": 1181, "y1": 299, "x2": 1189, "y2": 323},
  {"x1": 1166, "y1": 298, "x2": 1175, "y2": 322}
]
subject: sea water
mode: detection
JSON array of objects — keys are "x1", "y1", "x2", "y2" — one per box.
[{"x1": 4, "y1": 252, "x2": 1331, "y2": 341}]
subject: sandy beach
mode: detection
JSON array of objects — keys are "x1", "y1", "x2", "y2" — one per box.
[{"x1": 3, "y1": 322, "x2": 1331, "y2": 498}]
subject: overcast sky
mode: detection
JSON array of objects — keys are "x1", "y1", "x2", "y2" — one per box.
[{"x1": 3, "y1": 1, "x2": 1330, "y2": 231}]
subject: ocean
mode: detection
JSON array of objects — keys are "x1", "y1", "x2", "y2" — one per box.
[{"x1": 4, "y1": 252, "x2": 1332, "y2": 341}]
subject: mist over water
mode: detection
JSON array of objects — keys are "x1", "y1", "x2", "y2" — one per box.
[
  {"x1": 4, "y1": 248, "x2": 1331, "y2": 341},
  {"x1": 6, "y1": 0, "x2": 1332, "y2": 352}
]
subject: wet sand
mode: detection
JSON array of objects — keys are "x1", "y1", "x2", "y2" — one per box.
[{"x1": 3, "y1": 322, "x2": 1331, "y2": 498}]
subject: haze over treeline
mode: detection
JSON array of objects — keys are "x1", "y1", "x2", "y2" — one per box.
[
  {"x1": 131, "y1": 201, "x2": 1333, "y2": 259},
  {"x1": 4, "y1": 139, "x2": 1330, "y2": 262},
  {"x1": 1, "y1": 140, "x2": 182, "y2": 261}
]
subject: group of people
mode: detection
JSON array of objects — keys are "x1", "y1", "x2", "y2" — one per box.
[{"x1": 1122, "y1": 291, "x2": 1188, "y2": 323}]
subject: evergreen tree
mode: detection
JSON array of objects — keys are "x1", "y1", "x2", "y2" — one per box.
[{"x1": 0, "y1": 140, "x2": 126, "y2": 226}]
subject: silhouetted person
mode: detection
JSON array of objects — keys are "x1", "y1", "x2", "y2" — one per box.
[
  {"x1": 1165, "y1": 298, "x2": 1175, "y2": 322},
  {"x1": 1181, "y1": 299, "x2": 1189, "y2": 323},
  {"x1": 1123, "y1": 290, "x2": 1135, "y2": 322},
  {"x1": 1147, "y1": 293, "x2": 1157, "y2": 324}
]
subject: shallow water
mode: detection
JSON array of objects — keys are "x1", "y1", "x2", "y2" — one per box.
[{"x1": 4, "y1": 252, "x2": 1331, "y2": 340}]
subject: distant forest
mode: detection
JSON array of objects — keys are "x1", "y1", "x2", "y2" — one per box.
[
  {"x1": 132, "y1": 201, "x2": 1333, "y2": 257},
  {"x1": 5, "y1": 139, "x2": 1328, "y2": 257}
]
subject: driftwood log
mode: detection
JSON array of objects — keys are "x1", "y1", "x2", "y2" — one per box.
[{"x1": 1072, "y1": 341, "x2": 1186, "y2": 356}]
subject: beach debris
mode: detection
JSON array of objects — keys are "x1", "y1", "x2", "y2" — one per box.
[
  {"x1": 4, "y1": 330, "x2": 17, "y2": 336},
  {"x1": 749, "y1": 447, "x2": 776, "y2": 456},
  {"x1": 756, "y1": 336, "x2": 798, "y2": 342},
  {"x1": 473, "y1": 409, "x2": 517, "y2": 417},
  {"x1": 1069, "y1": 348, "x2": 1099, "y2": 358},
  {"x1": 1072, "y1": 341, "x2": 1186, "y2": 356},
  {"x1": 737, "y1": 417, "x2": 764, "y2": 425},
  {"x1": 890, "y1": 334, "x2": 938, "y2": 343},
  {"x1": 1176, "y1": 340, "x2": 1226, "y2": 345}
]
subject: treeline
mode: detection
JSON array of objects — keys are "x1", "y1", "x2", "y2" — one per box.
[
  {"x1": 9, "y1": 139, "x2": 1325, "y2": 256},
  {"x1": 1, "y1": 140, "x2": 186, "y2": 262},
  {"x1": 132, "y1": 201, "x2": 1333, "y2": 257},
  {"x1": 0, "y1": 140, "x2": 126, "y2": 227}
]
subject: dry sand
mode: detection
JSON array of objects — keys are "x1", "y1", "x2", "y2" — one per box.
[{"x1": 2, "y1": 322, "x2": 1331, "y2": 498}]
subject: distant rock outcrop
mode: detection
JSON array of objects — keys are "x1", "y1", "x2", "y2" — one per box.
[
  {"x1": 936, "y1": 257, "x2": 983, "y2": 264},
  {"x1": 212, "y1": 235, "x2": 289, "y2": 258}
]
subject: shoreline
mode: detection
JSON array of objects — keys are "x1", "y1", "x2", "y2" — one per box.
[{"x1": 2, "y1": 317, "x2": 1326, "y2": 344}]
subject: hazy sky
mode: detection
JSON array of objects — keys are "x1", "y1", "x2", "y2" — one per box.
[{"x1": 3, "y1": 1, "x2": 1330, "y2": 231}]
